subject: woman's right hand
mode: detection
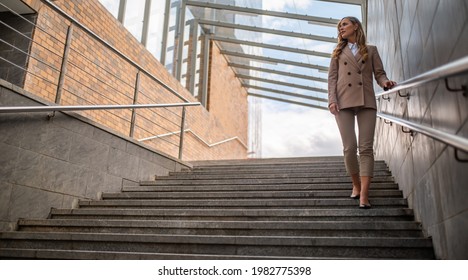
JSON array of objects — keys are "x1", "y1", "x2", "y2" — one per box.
[{"x1": 329, "y1": 103, "x2": 339, "y2": 115}]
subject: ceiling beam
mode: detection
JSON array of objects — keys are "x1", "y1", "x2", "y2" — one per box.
[
  {"x1": 186, "y1": 0, "x2": 340, "y2": 27},
  {"x1": 244, "y1": 84, "x2": 328, "y2": 103},
  {"x1": 198, "y1": 19, "x2": 337, "y2": 43},
  {"x1": 220, "y1": 50, "x2": 329, "y2": 72},
  {"x1": 237, "y1": 74, "x2": 328, "y2": 94},
  {"x1": 211, "y1": 35, "x2": 331, "y2": 58},
  {"x1": 248, "y1": 93, "x2": 328, "y2": 110},
  {"x1": 315, "y1": 0, "x2": 363, "y2": 5},
  {"x1": 229, "y1": 62, "x2": 328, "y2": 83}
]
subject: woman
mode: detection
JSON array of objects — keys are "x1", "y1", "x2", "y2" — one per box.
[{"x1": 328, "y1": 17, "x2": 396, "y2": 209}]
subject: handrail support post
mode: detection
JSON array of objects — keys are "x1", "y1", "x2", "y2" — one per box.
[{"x1": 178, "y1": 106, "x2": 187, "y2": 160}]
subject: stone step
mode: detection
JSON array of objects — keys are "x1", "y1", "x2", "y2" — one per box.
[
  {"x1": 177, "y1": 166, "x2": 390, "y2": 175},
  {"x1": 127, "y1": 182, "x2": 399, "y2": 192},
  {"x1": 0, "y1": 248, "x2": 353, "y2": 260},
  {"x1": 104, "y1": 189, "x2": 403, "y2": 200},
  {"x1": 188, "y1": 161, "x2": 388, "y2": 169},
  {"x1": 139, "y1": 176, "x2": 395, "y2": 186},
  {"x1": 191, "y1": 161, "x2": 388, "y2": 170},
  {"x1": 16, "y1": 219, "x2": 424, "y2": 238},
  {"x1": 49, "y1": 208, "x2": 416, "y2": 222},
  {"x1": 78, "y1": 198, "x2": 408, "y2": 209},
  {"x1": 189, "y1": 156, "x2": 347, "y2": 165},
  {"x1": 0, "y1": 232, "x2": 435, "y2": 259},
  {"x1": 188, "y1": 158, "x2": 387, "y2": 168},
  {"x1": 160, "y1": 170, "x2": 392, "y2": 180}
]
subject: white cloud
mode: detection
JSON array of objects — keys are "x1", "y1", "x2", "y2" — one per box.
[{"x1": 260, "y1": 101, "x2": 343, "y2": 158}]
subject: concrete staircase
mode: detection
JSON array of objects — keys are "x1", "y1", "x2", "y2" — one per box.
[{"x1": 0, "y1": 156, "x2": 435, "y2": 259}]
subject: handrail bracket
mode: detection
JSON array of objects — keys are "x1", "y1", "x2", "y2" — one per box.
[
  {"x1": 445, "y1": 78, "x2": 467, "y2": 97},
  {"x1": 401, "y1": 126, "x2": 414, "y2": 137},
  {"x1": 398, "y1": 90, "x2": 410, "y2": 99},
  {"x1": 455, "y1": 149, "x2": 468, "y2": 163}
]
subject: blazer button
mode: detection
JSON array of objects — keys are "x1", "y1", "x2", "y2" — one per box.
[
  {"x1": 348, "y1": 72, "x2": 351, "y2": 75},
  {"x1": 358, "y1": 71, "x2": 362, "y2": 74},
  {"x1": 359, "y1": 82, "x2": 363, "y2": 85},
  {"x1": 348, "y1": 83, "x2": 352, "y2": 87},
  {"x1": 344, "y1": 62, "x2": 348, "y2": 65},
  {"x1": 362, "y1": 60, "x2": 365, "y2": 64}
]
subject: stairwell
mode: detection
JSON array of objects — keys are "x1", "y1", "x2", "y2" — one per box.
[{"x1": 0, "y1": 156, "x2": 434, "y2": 259}]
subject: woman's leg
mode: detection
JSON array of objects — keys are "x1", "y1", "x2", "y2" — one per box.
[
  {"x1": 356, "y1": 108, "x2": 377, "y2": 207},
  {"x1": 334, "y1": 109, "x2": 360, "y2": 196}
]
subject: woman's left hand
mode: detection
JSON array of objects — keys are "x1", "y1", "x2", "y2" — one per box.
[{"x1": 384, "y1": 80, "x2": 397, "y2": 89}]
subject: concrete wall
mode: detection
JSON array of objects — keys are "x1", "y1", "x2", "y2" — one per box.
[
  {"x1": 368, "y1": 0, "x2": 468, "y2": 259},
  {"x1": 0, "y1": 80, "x2": 191, "y2": 231}
]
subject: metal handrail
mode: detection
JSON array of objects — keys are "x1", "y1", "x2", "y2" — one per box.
[
  {"x1": 375, "y1": 56, "x2": 468, "y2": 98},
  {"x1": 375, "y1": 56, "x2": 468, "y2": 161},
  {"x1": 139, "y1": 129, "x2": 249, "y2": 149},
  {"x1": 377, "y1": 112, "x2": 468, "y2": 154},
  {"x1": 0, "y1": 102, "x2": 201, "y2": 114}
]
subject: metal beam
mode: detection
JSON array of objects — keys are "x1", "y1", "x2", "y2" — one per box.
[
  {"x1": 244, "y1": 84, "x2": 328, "y2": 103},
  {"x1": 200, "y1": 34, "x2": 210, "y2": 107},
  {"x1": 160, "y1": 0, "x2": 171, "y2": 65},
  {"x1": 316, "y1": 0, "x2": 363, "y2": 5},
  {"x1": 186, "y1": 1, "x2": 340, "y2": 27},
  {"x1": 248, "y1": 93, "x2": 328, "y2": 110},
  {"x1": 237, "y1": 74, "x2": 328, "y2": 94},
  {"x1": 188, "y1": 20, "x2": 199, "y2": 94},
  {"x1": 198, "y1": 19, "x2": 337, "y2": 43},
  {"x1": 220, "y1": 50, "x2": 329, "y2": 72},
  {"x1": 229, "y1": 63, "x2": 328, "y2": 83},
  {"x1": 140, "y1": 0, "x2": 152, "y2": 46},
  {"x1": 211, "y1": 35, "x2": 331, "y2": 58},
  {"x1": 175, "y1": 0, "x2": 187, "y2": 81}
]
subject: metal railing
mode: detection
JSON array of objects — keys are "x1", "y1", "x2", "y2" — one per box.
[
  {"x1": 139, "y1": 129, "x2": 249, "y2": 149},
  {"x1": 376, "y1": 56, "x2": 468, "y2": 99},
  {"x1": 376, "y1": 55, "x2": 468, "y2": 161},
  {"x1": 0, "y1": 0, "x2": 253, "y2": 160}
]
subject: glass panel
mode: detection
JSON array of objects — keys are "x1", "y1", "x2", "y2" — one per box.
[
  {"x1": 98, "y1": 0, "x2": 120, "y2": 18},
  {"x1": 124, "y1": 0, "x2": 146, "y2": 41},
  {"x1": 147, "y1": 0, "x2": 166, "y2": 60}
]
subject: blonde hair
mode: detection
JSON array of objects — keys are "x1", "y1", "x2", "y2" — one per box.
[{"x1": 331, "y1": 16, "x2": 368, "y2": 60}]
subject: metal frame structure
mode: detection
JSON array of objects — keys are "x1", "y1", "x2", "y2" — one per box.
[{"x1": 182, "y1": 0, "x2": 365, "y2": 110}]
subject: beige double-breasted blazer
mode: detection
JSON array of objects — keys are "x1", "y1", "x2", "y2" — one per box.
[{"x1": 328, "y1": 45, "x2": 389, "y2": 110}]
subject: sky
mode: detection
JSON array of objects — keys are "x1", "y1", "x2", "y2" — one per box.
[{"x1": 248, "y1": 0, "x2": 362, "y2": 158}]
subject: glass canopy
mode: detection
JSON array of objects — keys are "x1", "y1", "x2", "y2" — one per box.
[
  {"x1": 98, "y1": 0, "x2": 365, "y2": 109},
  {"x1": 185, "y1": 0, "x2": 365, "y2": 110}
]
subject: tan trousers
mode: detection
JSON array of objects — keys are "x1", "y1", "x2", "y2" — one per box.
[{"x1": 334, "y1": 107, "x2": 376, "y2": 177}]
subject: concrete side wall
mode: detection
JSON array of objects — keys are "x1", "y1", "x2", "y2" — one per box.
[
  {"x1": 0, "y1": 81, "x2": 190, "y2": 231},
  {"x1": 368, "y1": 0, "x2": 468, "y2": 259}
]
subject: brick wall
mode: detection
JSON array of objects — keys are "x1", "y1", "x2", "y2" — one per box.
[{"x1": 18, "y1": 0, "x2": 248, "y2": 161}]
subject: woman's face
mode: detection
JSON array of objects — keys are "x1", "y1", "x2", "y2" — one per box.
[{"x1": 339, "y1": 18, "x2": 356, "y2": 40}]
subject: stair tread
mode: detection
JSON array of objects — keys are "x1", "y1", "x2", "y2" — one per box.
[
  {"x1": 0, "y1": 248, "x2": 371, "y2": 260},
  {"x1": 0, "y1": 231, "x2": 434, "y2": 247},
  {"x1": 18, "y1": 219, "x2": 423, "y2": 230},
  {"x1": 50, "y1": 207, "x2": 414, "y2": 216}
]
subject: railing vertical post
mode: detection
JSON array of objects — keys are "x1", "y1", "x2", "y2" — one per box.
[
  {"x1": 129, "y1": 70, "x2": 141, "y2": 137},
  {"x1": 178, "y1": 106, "x2": 187, "y2": 160},
  {"x1": 55, "y1": 24, "x2": 74, "y2": 104}
]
